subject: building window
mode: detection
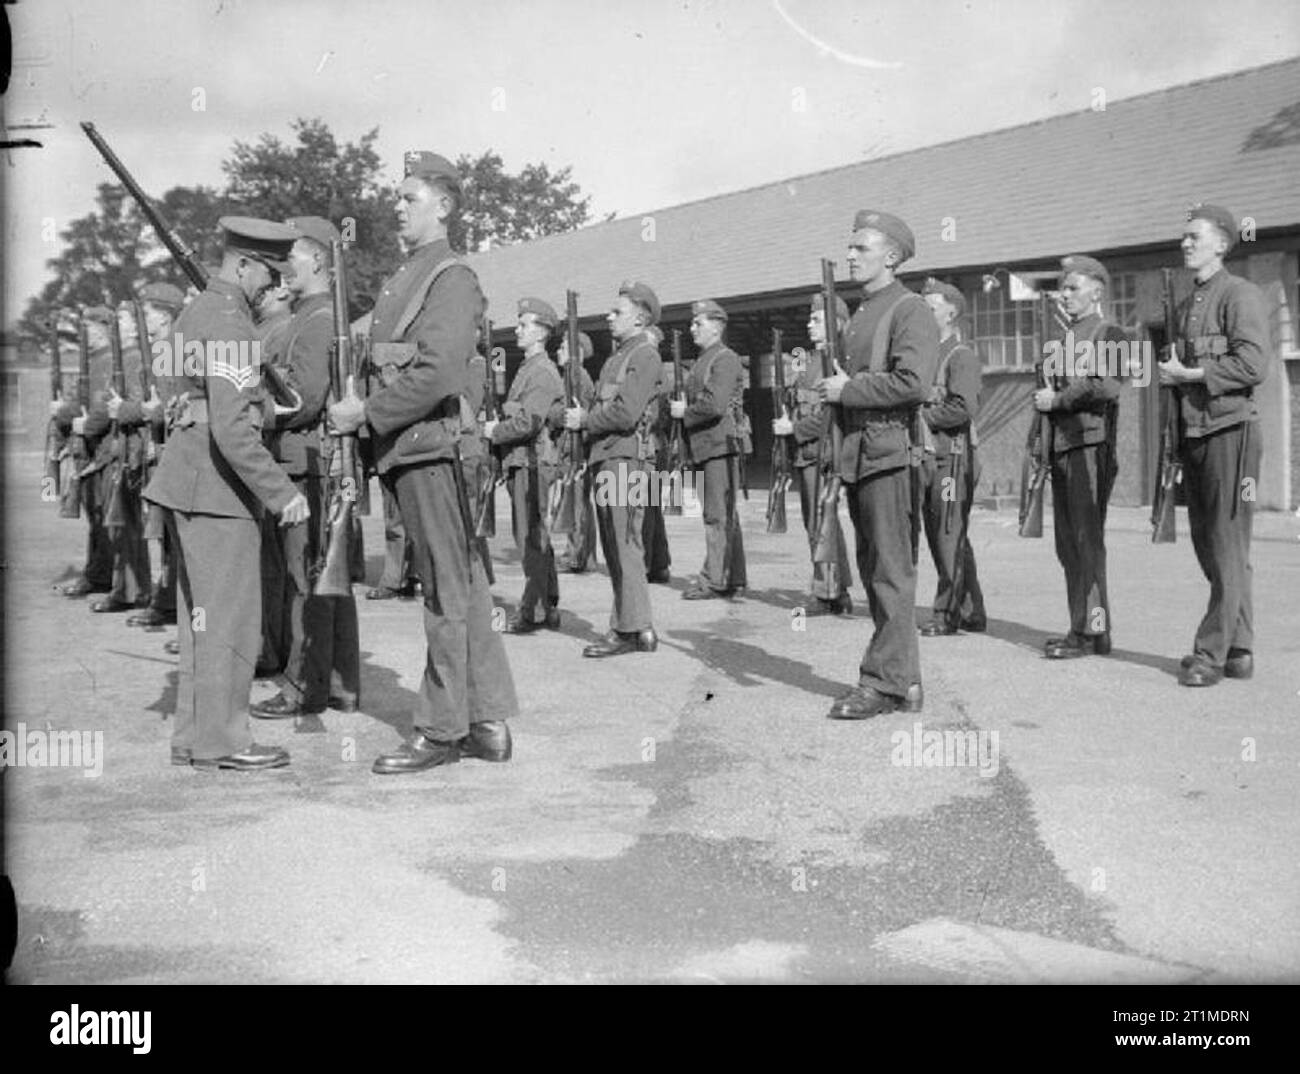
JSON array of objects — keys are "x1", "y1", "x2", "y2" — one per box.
[
  {"x1": 1108, "y1": 271, "x2": 1140, "y2": 331},
  {"x1": 968, "y1": 287, "x2": 1039, "y2": 369}
]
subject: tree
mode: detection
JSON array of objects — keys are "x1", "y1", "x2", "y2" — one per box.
[{"x1": 454, "y1": 150, "x2": 592, "y2": 252}]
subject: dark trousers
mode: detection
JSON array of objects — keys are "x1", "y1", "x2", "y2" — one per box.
[
  {"x1": 796, "y1": 463, "x2": 852, "y2": 601},
  {"x1": 699, "y1": 454, "x2": 746, "y2": 591},
  {"x1": 377, "y1": 477, "x2": 414, "y2": 590},
  {"x1": 1050, "y1": 443, "x2": 1115, "y2": 638},
  {"x1": 172, "y1": 511, "x2": 261, "y2": 760},
  {"x1": 593, "y1": 458, "x2": 653, "y2": 633},
  {"x1": 509, "y1": 464, "x2": 558, "y2": 618},
  {"x1": 562, "y1": 467, "x2": 599, "y2": 570},
  {"x1": 846, "y1": 465, "x2": 920, "y2": 697},
  {"x1": 107, "y1": 483, "x2": 151, "y2": 605},
  {"x1": 1183, "y1": 422, "x2": 1260, "y2": 666},
  {"x1": 920, "y1": 450, "x2": 985, "y2": 627},
  {"x1": 642, "y1": 503, "x2": 671, "y2": 578},
  {"x1": 259, "y1": 510, "x2": 287, "y2": 671},
  {"x1": 393, "y1": 461, "x2": 518, "y2": 741},
  {"x1": 81, "y1": 477, "x2": 113, "y2": 588}
]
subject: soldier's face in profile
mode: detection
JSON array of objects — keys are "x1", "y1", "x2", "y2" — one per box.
[
  {"x1": 808, "y1": 309, "x2": 827, "y2": 346},
  {"x1": 1181, "y1": 219, "x2": 1226, "y2": 273},
  {"x1": 924, "y1": 293, "x2": 955, "y2": 331},
  {"x1": 142, "y1": 303, "x2": 173, "y2": 344},
  {"x1": 607, "y1": 297, "x2": 641, "y2": 340},
  {"x1": 1059, "y1": 272, "x2": 1100, "y2": 318},
  {"x1": 285, "y1": 239, "x2": 319, "y2": 296},
  {"x1": 396, "y1": 177, "x2": 443, "y2": 247},
  {"x1": 515, "y1": 312, "x2": 548, "y2": 350},
  {"x1": 846, "y1": 228, "x2": 890, "y2": 284},
  {"x1": 689, "y1": 314, "x2": 721, "y2": 348}
]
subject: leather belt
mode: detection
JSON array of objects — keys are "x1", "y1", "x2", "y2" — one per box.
[{"x1": 841, "y1": 406, "x2": 914, "y2": 432}]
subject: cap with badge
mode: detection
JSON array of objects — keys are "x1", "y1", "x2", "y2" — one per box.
[
  {"x1": 403, "y1": 150, "x2": 462, "y2": 194},
  {"x1": 618, "y1": 280, "x2": 661, "y2": 326},
  {"x1": 691, "y1": 299, "x2": 728, "y2": 323},
  {"x1": 220, "y1": 216, "x2": 298, "y2": 272},
  {"x1": 852, "y1": 209, "x2": 916, "y2": 262},
  {"x1": 138, "y1": 281, "x2": 186, "y2": 311},
  {"x1": 1187, "y1": 203, "x2": 1238, "y2": 249},
  {"x1": 1059, "y1": 254, "x2": 1110, "y2": 288},
  {"x1": 517, "y1": 296, "x2": 558, "y2": 329},
  {"x1": 286, "y1": 215, "x2": 341, "y2": 250},
  {"x1": 921, "y1": 277, "x2": 966, "y2": 317},
  {"x1": 810, "y1": 292, "x2": 851, "y2": 323}
]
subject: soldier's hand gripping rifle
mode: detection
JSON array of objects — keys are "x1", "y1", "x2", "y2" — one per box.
[
  {"x1": 550, "y1": 291, "x2": 586, "y2": 535},
  {"x1": 474, "y1": 319, "x2": 505, "y2": 538},
  {"x1": 81, "y1": 121, "x2": 299, "y2": 411},
  {"x1": 58, "y1": 311, "x2": 92, "y2": 519},
  {"x1": 664, "y1": 328, "x2": 689, "y2": 516},
  {"x1": 766, "y1": 327, "x2": 790, "y2": 534},
  {"x1": 314, "y1": 239, "x2": 368, "y2": 597},
  {"x1": 44, "y1": 315, "x2": 65, "y2": 496},
  {"x1": 1017, "y1": 292, "x2": 1056, "y2": 539},
  {"x1": 810, "y1": 259, "x2": 847, "y2": 577},
  {"x1": 1150, "y1": 267, "x2": 1181, "y2": 544}
]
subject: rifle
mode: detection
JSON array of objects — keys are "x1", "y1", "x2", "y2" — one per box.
[
  {"x1": 81, "y1": 121, "x2": 298, "y2": 409},
  {"x1": 766, "y1": 328, "x2": 790, "y2": 533},
  {"x1": 664, "y1": 328, "x2": 688, "y2": 516},
  {"x1": 1150, "y1": 268, "x2": 1181, "y2": 544},
  {"x1": 810, "y1": 259, "x2": 847, "y2": 579},
  {"x1": 314, "y1": 239, "x2": 369, "y2": 597},
  {"x1": 549, "y1": 290, "x2": 585, "y2": 535},
  {"x1": 44, "y1": 315, "x2": 65, "y2": 494},
  {"x1": 130, "y1": 299, "x2": 164, "y2": 461},
  {"x1": 474, "y1": 319, "x2": 505, "y2": 538},
  {"x1": 58, "y1": 312, "x2": 92, "y2": 519},
  {"x1": 85, "y1": 306, "x2": 130, "y2": 529},
  {"x1": 1018, "y1": 293, "x2": 1056, "y2": 538}
]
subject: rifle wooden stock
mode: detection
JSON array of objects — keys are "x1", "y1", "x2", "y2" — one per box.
[
  {"x1": 549, "y1": 290, "x2": 585, "y2": 535},
  {"x1": 1151, "y1": 268, "x2": 1181, "y2": 544},
  {"x1": 44, "y1": 319, "x2": 64, "y2": 494},
  {"x1": 766, "y1": 328, "x2": 790, "y2": 534},
  {"x1": 811, "y1": 260, "x2": 846, "y2": 573}
]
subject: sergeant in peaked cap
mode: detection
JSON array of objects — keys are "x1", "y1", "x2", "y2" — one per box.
[{"x1": 142, "y1": 215, "x2": 308, "y2": 772}]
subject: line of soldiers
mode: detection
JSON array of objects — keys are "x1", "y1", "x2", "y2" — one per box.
[{"x1": 46, "y1": 148, "x2": 1270, "y2": 770}]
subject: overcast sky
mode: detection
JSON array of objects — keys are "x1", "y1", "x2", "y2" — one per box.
[{"x1": 4, "y1": 0, "x2": 1299, "y2": 323}]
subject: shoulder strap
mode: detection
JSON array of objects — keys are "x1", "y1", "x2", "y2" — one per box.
[
  {"x1": 391, "y1": 256, "x2": 472, "y2": 341},
  {"x1": 280, "y1": 304, "x2": 333, "y2": 371},
  {"x1": 869, "y1": 291, "x2": 920, "y2": 374}
]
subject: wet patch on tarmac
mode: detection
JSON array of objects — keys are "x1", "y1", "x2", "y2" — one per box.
[{"x1": 448, "y1": 705, "x2": 1129, "y2": 983}]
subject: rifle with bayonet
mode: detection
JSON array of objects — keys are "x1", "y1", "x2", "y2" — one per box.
[
  {"x1": 766, "y1": 327, "x2": 790, "y2": 534},
  {"x1": 664, "y1": 328, "x2": 688, "y2": 516},
  {"x1": 474, "y1": 319, "x2": 505, "y2": 538},
  {"x1": 1018, "y1": 292, "x2": 1056, "y2": 539},
  {"x1": 44, "y1": 315, "x2": 65, "y2": 496},
  {"x1": 314, "y1": 239, "x2": 369, "y2": 597},
  {"x1": 80, "y1": 121, "x2": 299, "y2": 410},
  {"x1": 58, "y1": 311, "x2": 92, "y2": 519},
  {"x1": 810, "y1": 260, "x2": 847, "y2": 580},
  {"x1": 1150, "y1": 268, "x2": 1181, "y2": 544},
  {"x1": 550, "y1": 291, "x2": 586, "y2": 535}
]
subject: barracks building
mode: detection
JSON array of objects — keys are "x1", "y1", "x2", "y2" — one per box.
[
  {"x1": 466, "y1": 56, "x2": 1300, "y2": 512},
  {"x1": 5, "y1": 58, "x2": 1299, "y2": 511}
]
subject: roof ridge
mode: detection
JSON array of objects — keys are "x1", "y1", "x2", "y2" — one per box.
[{"x1": 467, "y1": 53, "x2": 1300, "y2": 262}]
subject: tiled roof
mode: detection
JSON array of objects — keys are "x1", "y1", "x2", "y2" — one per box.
[{"x1": 466, "y1": 57, "x2": 1300, "y2": 320}]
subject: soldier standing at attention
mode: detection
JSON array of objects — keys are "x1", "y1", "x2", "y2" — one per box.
[
  {"x1": 488, "y1": 297, "x2": 565, "y2": 633},
  {"x1": 143, "y1": 217, "x2": 311, "y2": 770},
  {"x1": 674, "y1": 299, "x2": 747, "y2": 599},
  {"x1": 252, "y1": 216, "x2": 360, "y2": 718},
  {"x1": 329, "y1": 151, "x2": 518, "y2": 772},
  {"x1": 818, "y1": 210, "x2": 938, "y2": 719},
  {"x1": 776, "y1": 292, "x2": 854, "y2": 616},
  {"x1": 1159, "y1": 204, "x2": 1270, "y2": 687},
  {"x1": 1035, "y1": 255, "x2": 1126, "y2": 660},
  {"x1": 918, "y1": 278, "x2": 986, "y2": 636},
  {"x1": 565, "y1": 281, "x2": 663, "y2": 658}
]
